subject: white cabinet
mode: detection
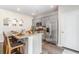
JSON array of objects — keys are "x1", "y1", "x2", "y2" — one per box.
[{"x1": 27, "y1": 33, "x2": 43, "y2": 54}]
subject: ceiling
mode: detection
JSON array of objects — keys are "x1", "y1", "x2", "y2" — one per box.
[{"x1": 0, "y1": 5, "x2": 58, "y2": 17}]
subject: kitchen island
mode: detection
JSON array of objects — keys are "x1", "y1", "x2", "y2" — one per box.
[
  {"x1": 11, "y1": 32, "x2": 43, "y2": 54},
  {"x1": 27, "y1": 33, "x2": 43, "y2": 54}
]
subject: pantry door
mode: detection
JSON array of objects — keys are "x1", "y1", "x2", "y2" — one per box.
[{"x1": 59, "y1": 5, "x2": 79, "y2": 51}]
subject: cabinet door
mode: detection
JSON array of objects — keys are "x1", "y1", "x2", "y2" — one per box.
[
  {"x1": 33, "y1": 18, "x2": 42, "y2": 26},
  {"x1": 45, "y1": 16, "x2": 58, "y2": 44},
  {"x1": 33, "y1": 33, "x2": 42, "y2": 54}
]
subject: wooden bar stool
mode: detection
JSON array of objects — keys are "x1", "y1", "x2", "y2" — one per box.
[{"x1": 3, "y1": 32, "x2": 24, "y2": 54}]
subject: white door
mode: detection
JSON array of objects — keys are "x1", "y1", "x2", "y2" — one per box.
[
  {"x1": 59, "y1": 6, "x2": 79, "y2": 51},
  {"x1": 62, "y1": 13, "x2": 78, "y2": 50}
]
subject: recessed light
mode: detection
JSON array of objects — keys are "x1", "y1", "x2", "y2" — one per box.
[
  {"x1": 32, "y1": 13, "x2": 36, "y2": 15},
  {"x1": 50, "y1": 5, "x2": 54, "y2": 8},
  {"x1": 17, "y1": 8, "x2": 20, "y2": 11}
]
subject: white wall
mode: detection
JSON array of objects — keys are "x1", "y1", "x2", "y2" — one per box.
[
  {"x1": 0, "y1": 9, "x2": 33, "y2": 42},
  {"x1": 58, "y1": 5, "x2": 79, "y2": 51}
]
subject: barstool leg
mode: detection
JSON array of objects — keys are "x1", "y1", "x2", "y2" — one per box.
[
  {"x1": 8, "y1": 49, "x2": 11, "y2": 54},
  {"x1": 22, "y1": 46, "x2": 24, "y2": 54}
]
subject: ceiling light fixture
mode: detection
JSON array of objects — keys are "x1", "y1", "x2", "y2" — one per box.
[
  {"x1": 32, "y1": 13, "x2": 36, "y2": 15},
  {"x1": 17, "y1": 8, "x2": 20, "y2": 11}
]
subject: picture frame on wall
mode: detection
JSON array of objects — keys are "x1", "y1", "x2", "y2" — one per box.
[
  {"x1": 3, "y1": 17, "x2": 23, "y2": 26},
  {"x1": 3, "y1": 17, "x2": 9, "y2": 26}
]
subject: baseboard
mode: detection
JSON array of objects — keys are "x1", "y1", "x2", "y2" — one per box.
[{"x1": 63, "y1": 47, "x2": 79, "y2": 53}]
